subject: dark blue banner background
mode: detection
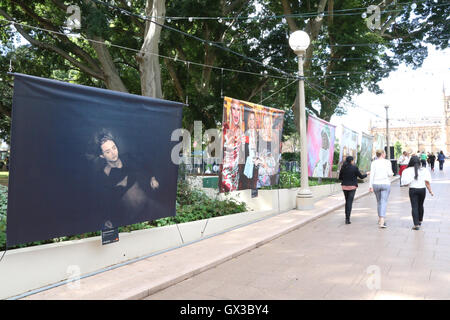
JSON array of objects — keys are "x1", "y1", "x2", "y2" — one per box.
[{"x1": 6, "y1": 74, "x2": 183, "y2": 247}]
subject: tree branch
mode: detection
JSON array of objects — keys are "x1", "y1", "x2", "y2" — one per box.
[
  {"x1": 379, "y1": 11, "x2": 401, "y2": 35},
  {"x1": 164, "y1": 58, "x2": 185, "y2": 102},
  {"x1": 0, "y1": 8, "x2": 105, "y2": 80},
  {"x1": 281, "y1": 0, "x2": 299, "y2": 31},
  {"x1": 12, "y1": 0, "x2": 103, "y2": 74},
  {"x1": 223, "y1": 0, "x2": 248, "y2": 16},
  {"x1": 246, "y1": 77, "x2": 270, "y2": 102}
]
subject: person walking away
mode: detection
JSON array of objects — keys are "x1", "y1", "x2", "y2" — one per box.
[
  {"x1": 420, "y1": 151, "x2": 427, "y2": 168},
  {"x1": 398, "y1": 151, "x2": 410, "y2": 184},
  {"x1": 428, "y1": 152, "x2": 436, "y2": 172},
  {"x1": 401, "y1": 156, "x2": 433, "y2": 230},
  {"x1": 369, "y1": 150, "x2": 394, "y2": 228},
  {"x1": 338, "y1": 156, "x2": 369, "y2": 225},
  {"x1": 438, "y1": 151, "x2": 445, "y2": 171}
]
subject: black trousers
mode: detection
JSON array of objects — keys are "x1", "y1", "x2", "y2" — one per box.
[
  {"x1": 409, "y1": 188, "x2": 426, "y2": 226},
  {"x1": 430, "y1": 160, "x2": 435, "y2": 170},
  {"x1": 421, "y1": 159, "x2": 427, "y2": 168},
  {"x1": 343, "y1": 189, "x2": 356, "y2": 220}
]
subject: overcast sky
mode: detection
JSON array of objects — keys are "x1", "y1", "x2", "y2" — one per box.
[{"x1": 330, "y1": 45, "x2": 450, "y2": 141}]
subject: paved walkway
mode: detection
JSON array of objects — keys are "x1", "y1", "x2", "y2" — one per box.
[
  {"x1": 145, "y1": 164, "x2": 450, "y2": 300},
  {"x1": 22, "y1": 163, "x2": 450, "y2": 300}
]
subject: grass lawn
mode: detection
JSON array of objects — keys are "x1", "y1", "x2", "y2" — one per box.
[{"x1": 0, "y1": 171, "x2": 9, "y2": 186}]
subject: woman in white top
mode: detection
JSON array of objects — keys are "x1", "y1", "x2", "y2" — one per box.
[
  {"x1": 398, "y1": 151, "x2": 410, "y2": 181},
  {"x1": 369, "y1": 150, "x2": 394, "y2": 228},
  {"x1": 401, "y1": 155, "x2": 434, "y2": 230}
]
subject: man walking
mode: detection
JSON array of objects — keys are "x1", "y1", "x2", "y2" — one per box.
[{"x1": 420, "y1": 151, "x2": 427, "y2": 168}]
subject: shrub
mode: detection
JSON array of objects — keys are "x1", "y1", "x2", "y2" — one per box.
[
  {"x1": 260, "y1": 171, "x2": 339, "y2": 190},
  {"x1": 0, "y1": 181, "x2": 247, "y2": 249},
  {"x1": 281, "y1": 152, "x2": 300, "y2": 162}
]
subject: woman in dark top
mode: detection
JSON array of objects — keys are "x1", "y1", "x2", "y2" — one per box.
[{"x1": 338, "y1": 156, "x2": 369, "y2": 224}]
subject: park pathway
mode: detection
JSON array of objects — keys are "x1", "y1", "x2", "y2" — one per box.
[{"x1": 146, "y1": 163, "x2": 450, "y2": 300}]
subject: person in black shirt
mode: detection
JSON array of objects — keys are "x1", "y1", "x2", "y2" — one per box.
[
  {"x1": 428, "y1": 152, "x2": 436, "y2": 172},
  {"x1": 95, "y1": 130, "x2": 159, "y2": 227},
  {"x1": 338, "y1": 156, "x2": 369, "y2": 224}
]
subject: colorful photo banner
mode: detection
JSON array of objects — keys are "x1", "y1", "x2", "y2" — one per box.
[
  {"x1": 359, "y1": 132, "x2": 374, "y2": 172},
  {"x1": 6, "y1": 73, "x2": 183, "y2": 247},
  {"x1": 339, "y1": 125, "x2": 359, "y2": 164},
  {"x1": 219, "y1": 97, "x2": 285, "y2": 192},
  {"x1": 307, "y1": 115, "x2": 336, "y2": 178}
]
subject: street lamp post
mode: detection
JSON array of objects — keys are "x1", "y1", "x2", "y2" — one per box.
[
  {"x1": 289, "y1": 30, "x2": 313, "y2": 210},
  {"x1": 385, "y1": 105, "x2": 390, "y2": 160}
]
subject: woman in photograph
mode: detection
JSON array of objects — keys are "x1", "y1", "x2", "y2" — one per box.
[
  {"x1": 338, "y1": 156, "x2": 368, "y2": 224},
  {"x1": 240, "y1": 109, "x2": 259, "y2": 189},
  {"x1": 401, "y1": 155, "x2": 434, "y2": 230},
  {"x1": 221, "y1": 99, "x2": 245, "y2": 192},
  {"x1": 313, "y1": 126, "x2": 331, "y2": 178},
  {"x1": 255, "y1": 113, "x2": 276, "y2": 188},
  {"x1": 93, "y1": 129, "x2": 159, "y2": 224},
  {"x1": 369, "y1": 149, "x2": 394, "y2": 228}
]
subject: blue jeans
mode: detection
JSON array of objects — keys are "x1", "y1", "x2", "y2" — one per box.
[{"x1": 373, "y1": 184, "x2": 391, "y2": 217}]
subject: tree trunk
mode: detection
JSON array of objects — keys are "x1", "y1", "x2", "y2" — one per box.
[
  {"x1": 91, "y1": 35, "x2": 128, "y2": 93},
  {"x1": 136, "y1": 0, "x2": 165, "y2": 98},
  {"x1": 84, "y1": 0, "x2": 128, "y2": 92}
]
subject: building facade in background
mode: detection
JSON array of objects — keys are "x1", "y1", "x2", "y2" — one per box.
[{"x1": 371, "y1": 87, "x2": 450, "y2": 155}]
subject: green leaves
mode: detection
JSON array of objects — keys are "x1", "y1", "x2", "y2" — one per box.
[
  {"x1": 152, "y1": 180, "x2": 247, "y2": 227},
  {"x1": 0, "y1": 180, "x2": 248, "y2": 249}
]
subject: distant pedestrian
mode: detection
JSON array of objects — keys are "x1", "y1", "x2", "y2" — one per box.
[
  {"x1": 420, "y1": 151, "x2": 427, "y2": 168},
  {"x1": 401, "y1": 156, "x2": 433, "y2": 230},
  {"x1": 338, "y1": 156, "x2": 368, "y2": 225},
  {"x1": 398, "y1": 151, "x2": 410, "y2": 183},
  {"x1": 369, "y1": 150, "x2": 394, "y2": 228},
  {"x1": 428, "y1": 152, "x2": 436, "y2": 172},
  {"x1": 438, "y1": 151, "x2": 445, "y2": 171}
]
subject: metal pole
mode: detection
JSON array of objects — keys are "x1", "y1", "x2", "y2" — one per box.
[
  {"x1": 385, "y1": 105, "x2": 390, "y2": 159},
  {"x1": 297, "y1": 53, "x2": 312, "y2": 198}
]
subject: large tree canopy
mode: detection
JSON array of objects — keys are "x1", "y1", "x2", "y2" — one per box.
[{"x1": 0, "y1": 0, "x2": 448, "y2": 142}]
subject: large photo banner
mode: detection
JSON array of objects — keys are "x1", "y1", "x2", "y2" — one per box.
[
  {"x1": 374, "y1": 133, "x2": 386, "y2": 153},
  {"x1": 359, "y1": 132, "x2": 374, "y2": 172},
  {"x1": 307, "y1": 115, "x2": 336, "y2": 178},
  {"x1": 339, "y1": 125, "x2": 359, "y2": 164},
  {"x1": 219, "y1": 97, "x2": 285, "y2": 192},
  {"x1": 6, "y1": 74, "x2": 183, "y2": 247}
]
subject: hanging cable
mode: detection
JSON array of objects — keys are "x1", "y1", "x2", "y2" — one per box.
[
  {"x1": 220, "y1": 68, "x2": 224, "y2": 98},
  {"x1": 126, "y1": 0, "x2": 443, "y2": 21},
  {"x1": 305, "y1": 79, "x2": 385, "y2": 120},
  {"x1": 0, "y1": 18, "x2": 298, "y2": 82},
  {"x1": 185, "y1": 62, "x2": 189, "y2": 105},
  {"x1": 90, "y1": 0, "x2": 293, "y2": 78},
  {"x1": 0, "y1": 247, "x2": 6, "y2": 263},
  {"x1": 260, "y1": 79, "x2": 298, "y2": 104}
]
